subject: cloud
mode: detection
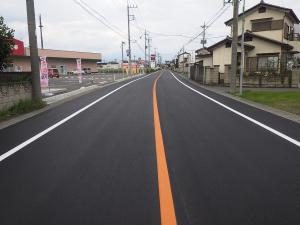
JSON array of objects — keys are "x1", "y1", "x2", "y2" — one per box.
[{"x1": 2, "y1": 0, "x2": 300, "y2": 61}]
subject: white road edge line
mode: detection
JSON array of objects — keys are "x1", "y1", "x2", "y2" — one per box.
[
  {"x1": 170, "y1": 72, "x2": 300, "y2": 148},
  {"x1": 0, "y1": 73, "x2": 154, "y2": 163}
]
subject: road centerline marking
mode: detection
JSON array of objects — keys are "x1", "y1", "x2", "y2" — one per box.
[
  {"x1": 153, "y1": 73, "x2": 178, "y2": 225},
  {"x1": 0, "y1": 73, "x2": 154, "y2": 163},
  {"x1": 170, "y1": 71, "x2": 300, "y2": 148}
]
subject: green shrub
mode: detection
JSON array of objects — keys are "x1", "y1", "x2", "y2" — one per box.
[{"x1": 0, "y1": 99, "x2": 47, "y2": 121}]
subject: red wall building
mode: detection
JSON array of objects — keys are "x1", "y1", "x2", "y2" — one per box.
[
  {"x1": 8, "y1": 38, "x2": 101, "y2": 74},
  {"x1": 12, "y1": 39, "x2": 25, "y2": 56}
]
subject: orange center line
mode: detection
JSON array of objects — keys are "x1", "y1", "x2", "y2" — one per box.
[{"x1": 153, "y1": 73, "x2": 178, "y2": 225}]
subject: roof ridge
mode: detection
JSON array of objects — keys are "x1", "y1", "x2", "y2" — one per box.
[{"x1": 224, "y1": 2, "x2": 300, "y2": 25}]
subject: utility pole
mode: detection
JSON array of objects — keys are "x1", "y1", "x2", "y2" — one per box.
[
  {"x1": 201, "y1": 22, "x2": 207, "y2": 48},
  {"x1": 38, "y1": 14, "x2": 44, "y2": 49},
  {"x1": 225, "y1": 0, "x2": 239, "y2": 93},
  {"x1": 121, "y1": 41, "x2": 125, "y2": 75},
  {"x1": 148, "y1": 37, "x2": 152, "y2": 68},
  {"x1": 127, "y1": 2, "x2": 137, "y2": 76},
  {"x1": 144, "y1": 29, "x2": 148, "y2": 67},
  {"x1": 239, "y1": 0, "x2": 246, "y2": 95},
  {"x1": 26, "y1": 0, "x2": 41, "y2": 100},
  {"x1": 154, "y1": 48, "x2": 157, "y2": 67}
]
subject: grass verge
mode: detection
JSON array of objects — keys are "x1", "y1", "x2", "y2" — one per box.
[
  {"x1": 0, "y1": 99, "x2": 47, "y2": 122},
  {"x1": 240, "y1": 90, "x2": 300, "y2": 116}
]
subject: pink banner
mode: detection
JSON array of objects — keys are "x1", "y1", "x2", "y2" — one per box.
[
  {"x1": 40, "y1": 56, "x2": 48, "y2": 88},
  {"x1": 76, "y1": 58, "x2": 82, "y2": 84}
]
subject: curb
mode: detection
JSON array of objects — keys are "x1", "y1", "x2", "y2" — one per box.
[{"x1": 175, "y1": 72, "x2": 300, "y2": 124}]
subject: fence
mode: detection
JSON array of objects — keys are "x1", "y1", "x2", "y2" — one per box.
[
  {"x1": 0, "y1": 72, "x2": 32, "y2": 83},
  {"x1": 224, "y1": 65, "x2": 299, "y2": 88},
  {"x1": 188, "y1": 64, "x2": 300, "y2": 88}
]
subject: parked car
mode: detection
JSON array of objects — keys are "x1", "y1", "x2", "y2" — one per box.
[
  {"x1": 83, "y1": 68, "x2": 91, "y2": 74},
  {"x1": 48, "y1": 68, "x2": 59, "y2": 78},
  {"x1": 71, "y1": 70, "x2": 86, "y2": 75}
]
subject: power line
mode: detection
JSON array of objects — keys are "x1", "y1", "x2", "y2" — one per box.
[
  {"x1": 132, "y1": 0, "x2": 147, "y2": 29},
  {"x1": 174, "y1": 4, "x2": 230, "y2": 58},
  {"x1": 150, "y1": 32, "x2": 194, "y2": 38},
  {"x1": 79, "y1": 0, "x2": 126, "y2": 36},
  {"x1": 188, "y1": 5, "x2": 230, "y2": 45},
  {"x1": 73, "y1": 0, "x2": 127, "y2": 39},
  {"x1": 132, "y1": 21, "x2": 195, "y2": 39}
]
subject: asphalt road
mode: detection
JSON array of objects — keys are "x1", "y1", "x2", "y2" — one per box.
[{"x1": 0, "y1": 70, "x2": 299, "y2": 225}]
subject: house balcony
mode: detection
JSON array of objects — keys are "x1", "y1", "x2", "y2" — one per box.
[
  {"x1": 289, "y1": 33, "x2": 300, "y2": 41},
  {"x1": 289, "y1": 33, "x2": 300, "y2": 53}
]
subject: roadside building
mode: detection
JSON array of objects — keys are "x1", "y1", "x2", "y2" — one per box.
[
  {"x1": 193, "y1": 1, "x2": 300, "y2": 86},
  {"x1": 177, "y1": 52, "x2": 191, "y2": 74},
  {"x1": 122, "y1": 63, "x2": 140, "y2": 74},
  {"x1": 97, "y1": 62, "x2": 121, "y2": 70},
  {"x1": 192, "y1": 48, "x2": 213, "y2": 82},
  {"x1": 8, "y1": 39, "x2": 102, "y2": 74}
]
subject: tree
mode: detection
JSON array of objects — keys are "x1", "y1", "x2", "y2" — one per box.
[{"x1": 0, "y1": 16, "x2": 15, "y2": 72}]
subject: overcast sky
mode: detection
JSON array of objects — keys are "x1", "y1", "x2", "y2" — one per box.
[{"x1": 1, "y1": 0, "x2": 300, "y2": 62}]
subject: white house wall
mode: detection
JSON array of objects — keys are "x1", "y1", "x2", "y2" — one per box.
[
  {"x1": 246, "y1": 38, "x2": 282, "y2": 57},
  {"x1": 235, "y1": 8, "x2": 285, "y2": 42},
  {"x1": 202, "y1": 57, "x2": 213, "y2": 67},
  {"x1": 212, "y1": 46, "x2": 232, "y2": 73}
]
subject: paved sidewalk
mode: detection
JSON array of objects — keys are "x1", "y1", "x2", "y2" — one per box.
[
  {"x1": 176, "y1": 73, "x2": 300, "y2": 124},
  {"x1": 42, "y1": 88, "x2": 67, "y2": 97}
]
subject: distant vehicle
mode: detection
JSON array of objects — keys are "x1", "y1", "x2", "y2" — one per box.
[{"x1": 48, "y1": 68, "x2": 59, "y2": 78}]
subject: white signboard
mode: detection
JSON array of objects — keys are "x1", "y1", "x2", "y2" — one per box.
[
  {"x1": 40, "y1": 56, "x2": 49, "y2": 88},
  {"x1": 76, "y1": 58, "x2": 82, "y2": 84}
]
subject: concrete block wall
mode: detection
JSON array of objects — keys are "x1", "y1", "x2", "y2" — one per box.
[
  {"x1": 0, "y1": 82, "x2": 32, "y2": 111},
  {"x1": 211, "y1": 66, "x2": 220, "y2": 84},
  {"x1": 205, "y1": 67, "x2": 214, "y2": 84},
  {"x1": 292, "y1": 69, "x2": 300, "y2": 88},
  {"x1": 224, "y1": 65, "x2": 231, "y2": 85}
]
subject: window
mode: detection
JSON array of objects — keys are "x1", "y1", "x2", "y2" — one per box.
[
  {"x1": 258, "y1": 55, "x2": 279, "y2": 71},
  {"x1": 271, "y1": 20, "x2": 283, "y2": 30},
  {"x1": 244, "y1": 35, "x2": 253, "y2": 42},
  {"x1": 258, "y1": 7, "x2": 266, "y2": 13},
  {"x1": 252, "y1": 21, "x2": 271, "y2": 32},
  {"x1": 284, "y1": 23, "x2": 290, "y2": 39},
  {"x1": 252, "y1": 19, "x2": 283, "y2": 32}
]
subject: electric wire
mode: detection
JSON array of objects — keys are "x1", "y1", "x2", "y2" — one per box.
[
  {"x1": 73, "y1": 0, "x2": 127, "y2": 39},
  {"x1": 79, "y1": 0, "x2": 126, "y2": 36}
]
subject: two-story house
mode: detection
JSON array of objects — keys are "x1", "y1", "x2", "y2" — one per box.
[
  {"x1": 177, "y1": 52, "x2": 191, "y2": 73},
  {"x1": 195, "y1": 1, "x2": 300, "y2": 76}
]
